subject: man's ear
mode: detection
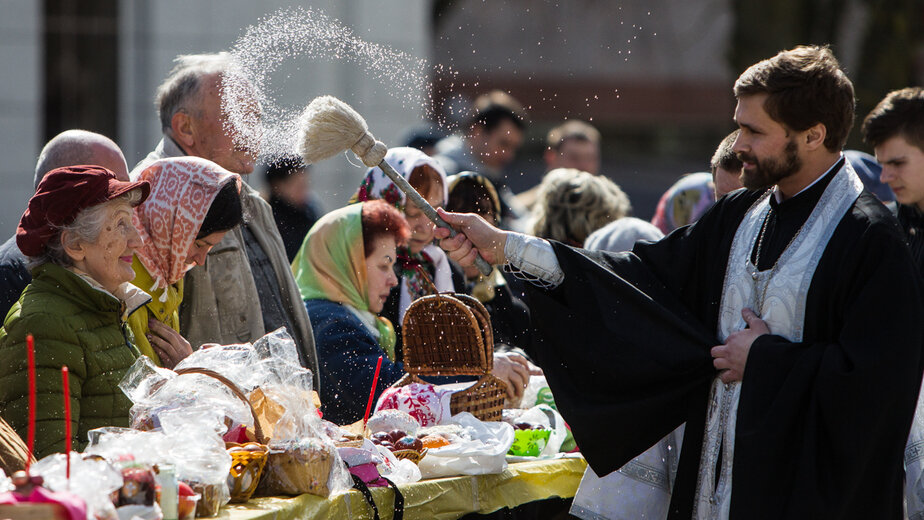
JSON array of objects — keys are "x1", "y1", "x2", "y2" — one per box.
[
  {"x1": 804, "y1": 123, "x2": 827, "y2": 151},
  {"x1": 61, "y1": 230, "x2": 85, "y2": 263},
  {"x1": 170, "y1": 110, "x2": 196, "y2": 149}
]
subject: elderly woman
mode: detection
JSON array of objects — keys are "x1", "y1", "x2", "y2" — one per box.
[
  {"x1": 128, "y1": 157, "x2": 242, "y2": 368},
  {"x1": 293, "y1": 200, "x2": 531, "y2": 424},
  {"x1": 0, "y1": 165, "x2": 150, "y2": 458},
  {"x1": 350, "y1": 147, "x2": 455, "y2": 344}
]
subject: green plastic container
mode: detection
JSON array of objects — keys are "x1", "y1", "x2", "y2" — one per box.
[{"x1": 508, "y1": 428, "x2": 552, "y2": 457}]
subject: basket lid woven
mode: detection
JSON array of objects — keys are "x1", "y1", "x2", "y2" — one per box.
[{"x1": 401, "y1": 293, "x2": 494, "y2": 376}]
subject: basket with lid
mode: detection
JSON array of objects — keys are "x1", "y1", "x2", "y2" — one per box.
[{"x1": 396, "y1": 292, "x2": 507, "y2": 422}]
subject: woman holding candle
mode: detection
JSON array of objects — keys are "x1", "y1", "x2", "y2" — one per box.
[{"x1": 0, "y1": 166, "x2": 150, "y2": 458}]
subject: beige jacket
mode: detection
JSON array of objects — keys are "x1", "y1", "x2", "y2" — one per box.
[{"x1": 132, "y1": 137, "x2": 320, "y2": 388}]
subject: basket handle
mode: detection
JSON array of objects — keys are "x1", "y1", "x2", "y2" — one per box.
[
  {"x1": 413, "y1": 264, "x2": 439, "y2": 296},
  {"x1": 174, "y1": 367, "x2": 267, "y2": 444}
]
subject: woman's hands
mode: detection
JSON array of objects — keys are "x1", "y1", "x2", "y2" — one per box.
[
  {"x1": 492, "y1": 352, "x2": 532, "y2": 405},
  {"x1": 147, "y1": 319, "x2": 193, "y2": 369}
]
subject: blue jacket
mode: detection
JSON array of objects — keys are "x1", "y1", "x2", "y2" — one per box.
[{"x1": 305, "y1": 299, "x2": 405, "y2": 425}]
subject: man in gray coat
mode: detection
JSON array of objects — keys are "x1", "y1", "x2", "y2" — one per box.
[{"x1": 132, "y1": 52, "x2": 319, "y2": 388}]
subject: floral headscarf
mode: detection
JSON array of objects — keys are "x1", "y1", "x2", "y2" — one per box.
[
  {"x1": 350, "y1": 147, "x2": 454, "y2": 321},
  {"x1": 291, "y1": 203, "x2": 397, "y2": 359},
  {"x1": 132, "y1": 157, "x2": 241, "y2": 298},
  {"x1": 350, "y1": 146, "x2": 449, "y2": 211}
]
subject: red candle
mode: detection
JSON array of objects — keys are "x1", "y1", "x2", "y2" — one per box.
[
  {"x1": 62, "y1": 366, "x2": 71, "y2": 481},
  {"x1": 363, "y1": 356, "x2": 384, "y2": 427},
  {"x1": 26, "y1": 334, "x2": 35, "y2": 472}
]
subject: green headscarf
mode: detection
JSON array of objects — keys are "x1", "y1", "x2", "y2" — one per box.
[{"x1": 291, "y1": 203, "x2": 397, "y2": 359}]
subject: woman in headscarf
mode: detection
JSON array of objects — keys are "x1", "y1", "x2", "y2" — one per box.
[
  {"x1": 293, "y1": 200, "x2": 531, "y2": 424},
  {"x1": 350, "y1": 147, "x2": 455, "y2": 350},
  {"x1": 292, "y1": 200, "x2": 408, "y2": 424},
  {"x1": 0, "y1": 166, "x2": 150, "y2": 458},
  {"x1": 128, "y1": 157, "x2": 243, "y2": 368}
]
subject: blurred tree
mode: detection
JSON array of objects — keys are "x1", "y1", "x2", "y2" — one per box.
[{"x1": 730, "y1": 0, "x2": 924, "y2": 148}]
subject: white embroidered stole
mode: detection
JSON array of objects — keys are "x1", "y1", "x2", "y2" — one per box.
[{"x1": 692, "y1": 163, "x2": 863, "y2": 519}]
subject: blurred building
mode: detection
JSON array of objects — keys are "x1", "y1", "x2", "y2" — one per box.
[
  {"x1": 0, "y1": 0, "x2": 430, "y2": 233},
  {"x1": 0, "y1": 0, "x2": 921, "y2": 232}
]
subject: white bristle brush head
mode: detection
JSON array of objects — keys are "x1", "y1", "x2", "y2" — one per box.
[{"x1": 298, "y1": 95, "x2": 386, "y2": 167}]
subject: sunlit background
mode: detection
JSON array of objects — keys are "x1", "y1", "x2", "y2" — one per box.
[{"x1": 0, "y1": 0, "x2": 921, "y2": 233}]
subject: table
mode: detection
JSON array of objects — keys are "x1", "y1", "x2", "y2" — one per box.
[{"x1": 222, "y1": 455, "x2": 587, "y2": 520}]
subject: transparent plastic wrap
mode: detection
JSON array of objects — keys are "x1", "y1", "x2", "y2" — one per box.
[
  {"x1": 252, "y1": 383, "x2": 350, "y2": 498},
  {"x1": 174, "y1": 343, "x2": 259, "y2": 391},
  {"x1": 31, "y1": 453, "x2": 123, "y2": 520},
  {"x1": 85, "y1": 409, "x2": 233, "y2": 517},
  {"x1": 175, "y1": 329, "x2": 312, "y2": 397},
  {"x1": 159, "y1": 408, "x2": 232, "y2": 517},
  {"x1": 120, "y1": 357, "x2": 254, "y2": 437}
]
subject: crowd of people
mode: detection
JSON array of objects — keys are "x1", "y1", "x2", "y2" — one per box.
[{"x1": 0, "y1": 44, "x2": 922, "y2": 519}]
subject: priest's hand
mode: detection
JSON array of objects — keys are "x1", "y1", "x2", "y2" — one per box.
[
  {"x1": 434, "y1": 208, "x2": 509, "y2": 267},
  {"x1": 711, "y1": 308, "x2": 769, "y2": 383},
  {"x1": 148, "y1": 319, "x2": 193, "y2": 369}
]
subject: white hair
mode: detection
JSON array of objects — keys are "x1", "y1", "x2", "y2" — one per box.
[{"x1": 29, "y1": 192, "x2": 140, "y2": 268}]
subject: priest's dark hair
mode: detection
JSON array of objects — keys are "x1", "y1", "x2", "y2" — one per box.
[
  {"x1": 734, "y1": 45, "x2": 855, "y2": 153},
  {"x1": 861, "y1": 87, "x2": 924, "y2": 150},
  {"x1": 197, "y1": 181, "x2": 243, "y2": 239}
]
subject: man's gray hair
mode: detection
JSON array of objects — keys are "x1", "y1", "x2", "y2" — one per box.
[
  {"x1": 155, "y1": 52, "x2": 233, "y2": 132},
  {"x1": 34, "y1": 130, "x2": 122, "y2": 189}
]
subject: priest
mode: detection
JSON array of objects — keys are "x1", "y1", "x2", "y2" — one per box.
[{"x1": 435, "y1": 45, "x2": 924, "y2": 519}]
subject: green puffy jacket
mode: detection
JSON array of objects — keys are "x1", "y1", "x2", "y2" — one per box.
[{"x1": 0, "y1": 263, "x2": 145, "y2": 459}]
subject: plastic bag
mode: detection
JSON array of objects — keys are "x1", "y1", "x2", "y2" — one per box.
[
  {"x1": 85, "y1": 408, "x2": 233, "y2": 517},
  {"x1": 521, "y1": 375, "x2": 557, "y2": 410},
  {"x1": 120, "y1": 357, "x2": 254, "y2": 436},
  {"x1": 32, "y1": 452, "x2": 123, "y2": 520},
  {"x1": 416, "y1": 412, "x2": 514, "y2": 479},
  {"x1": 159, "y1": 408, "x2": 232, "y2": 517},
  {"x1": 375, "y1": 383, "x2": 453, "y2": 427},
  {"x1": 372, "y1": 442, "x2": 421, "y2": 485},
  {"x1": 511, "y1": 405, "x2": 568, "y2": 457},
  {"x1": 175, "y1": 328, "x2": 313, "y2": 397}
]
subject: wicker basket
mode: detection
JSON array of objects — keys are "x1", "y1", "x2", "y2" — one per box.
[
  {"x1": 225, "y1": 442, "x2": 269, "y2": 503},
  {"x1": 399, "y1": 293, "x2": 507, "y2": 422},
  {"x1": 391, "y1": 448, "x2": 428, "y2": 465}
]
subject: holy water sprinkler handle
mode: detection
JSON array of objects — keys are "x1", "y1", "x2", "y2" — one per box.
[{"x1": 377, "y1": 161, "x2": 493, "y2": 276}]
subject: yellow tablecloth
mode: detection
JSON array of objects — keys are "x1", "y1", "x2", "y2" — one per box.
[{"x1": 221, "y1": 456, "x2": 587, "y2": 520}]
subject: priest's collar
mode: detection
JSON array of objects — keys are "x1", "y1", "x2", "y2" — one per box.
[{"x1": 769, "y1": 155, "x2": 845, "y2": 212}]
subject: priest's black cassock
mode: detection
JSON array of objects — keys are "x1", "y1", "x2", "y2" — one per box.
[{"x1": 525, "y1": 163, "x2": 924, "y2": 519}]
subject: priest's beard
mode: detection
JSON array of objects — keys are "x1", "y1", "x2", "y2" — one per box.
[{"x1": 738, "y1": 139, "x2": 801, "y2": 190}]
